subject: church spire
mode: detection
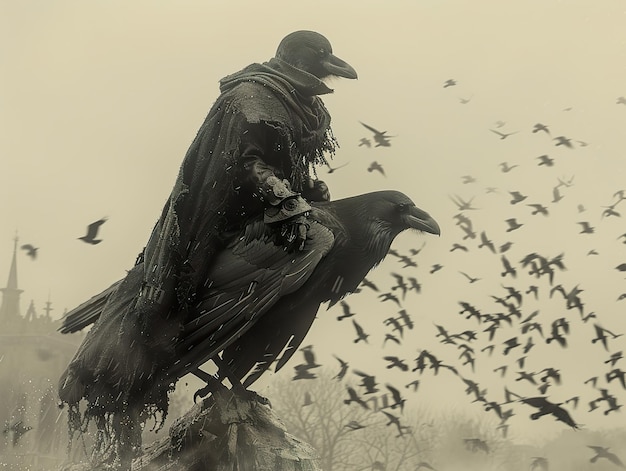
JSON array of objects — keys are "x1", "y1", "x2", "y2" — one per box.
[{"x1": 0, "y1": 234, "x2": 24, "y2": 321}]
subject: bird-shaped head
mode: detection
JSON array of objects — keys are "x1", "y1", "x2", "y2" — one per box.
[
  {"x1": 372, "y1": 191, "x2": 440, "y2": 237},
  {"x1": 328, "y1": 191, "x2": 440, "y2": 265},
  {"x1": 276, "y1": 30, "x2": 358, "y2": 80}
]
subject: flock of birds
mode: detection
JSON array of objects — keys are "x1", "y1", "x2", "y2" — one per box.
[
  {"x1": 284, "y1": 79, "x2": 626, "y2": 468},
  {"x1": 10, "y1": 75, "x2": 626, "y2": 468}
]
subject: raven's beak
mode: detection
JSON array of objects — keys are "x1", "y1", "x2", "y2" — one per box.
[
  {"x1": 321, "y1": 53, "x2": 358, "y2": 79},
  {"x1": 407, "y1": 207, "x2": 441, "y2": 236}
]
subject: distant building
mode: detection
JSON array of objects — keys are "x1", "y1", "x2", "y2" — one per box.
[{"x1": 0, "y1": 237, "x2": 83, "y2": 470}]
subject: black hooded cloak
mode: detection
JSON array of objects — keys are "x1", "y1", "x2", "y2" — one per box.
[{"x1": 59, "y1": 58, "x2": 340, "y2": 424}]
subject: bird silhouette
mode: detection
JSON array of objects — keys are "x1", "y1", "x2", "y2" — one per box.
[
  {"x1": 520, "y1": 396, "x2": 579, "y2": 429},
  {"x1": 500, "y1": 162, "x2": 519, "y2": 173},
  {"x1": 532, "y1": 123, "x2": 551, "y2": 135},
  {"x1": 367, "y1": 161, "x2": 386, "y2": 176},
  {"x1": 459, "y1": 271, "x2": 480, "y2": 283},
  {"x1": 537, "y1": 155, "x2": 554, "y2": 167},
  {"x1": 478, "y1": 231, "x2": 496, "y2": 253},
  {"x1": 359, "y1": 122, "x2": 394, "y2": 147},
  {"x1": 553, "y1": 136, "x2": 573, "y2": 148},
  {"x1": 577, "y1": 221, "x2": 595, "y2": 234},
  {"x1": 449, "y1": 194, "x2": 478, "y2": 210},
  {"x1": 78, "y1": 218, "x2": 107, "y2": 244},
  {"x1": 358, "y1": 137, "x2": 372, "y2": 147},
  {"x1": 505, "y1": 218, "x2": 523, "y2": 232},
  {"x1": 325, "y1": 161, "x2": 350, "y2": 174},
  {"x1": 344, "y1": 386, "x2": 369, "y2": 409},
  {"x1": 552, "y1": 186, "x2": 564, "y2": 203},
  {"x1": 333, "y1": 355, "x2": 349, "y2": 380},
  {"x1": 587, "y1": 446, "x2": 625, "y2": 468},
  {"x1": 509, "y1": 191, "x2": 528, "y2": 204},
  {"x1": 353, "y1": 370, "x2": 379, "y2": 394},
  {"x1": 527, "y1": 204, "x2": 549, "y2": 216},
  {"x1": 20, "y1": 244, "x2": 38, "y2": 259},
  {"x1": 490, "y1": 129, "x2": 518, "y2": 140},
  {"x1": 337, "y1": 301, "x2": 356, "y2": 321},
  {"x1": 352, "y1": 319, "x2": 370, "y2": 343},
  {"x1": 443, "y1": 79, "x2": 457, "y2": 88}
]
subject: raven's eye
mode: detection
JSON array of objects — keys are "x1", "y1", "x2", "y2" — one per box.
[{"x1": 397, "y1": 203, "x2": 410, "y2": 213}]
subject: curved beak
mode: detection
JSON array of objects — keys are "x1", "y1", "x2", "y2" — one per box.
[
  {"x1": 321, "y1": 53, "x2": 358, "y2": 79},
  {"x1": 406, "y1": 207, "x2": 441, "y2": 236}
]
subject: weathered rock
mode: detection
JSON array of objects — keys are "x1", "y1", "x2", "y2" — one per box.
[{"x1": 131, "y1": 391, "x2": 322, "y2": 471}]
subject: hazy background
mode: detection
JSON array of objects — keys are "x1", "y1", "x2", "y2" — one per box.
[{"x1": 2, "y1": 0, "x2": 626, "y2": 449}]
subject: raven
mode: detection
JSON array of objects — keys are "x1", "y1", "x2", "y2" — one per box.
[{"x1": 59, "y1": 191, "x2": 439, "y2": 460}]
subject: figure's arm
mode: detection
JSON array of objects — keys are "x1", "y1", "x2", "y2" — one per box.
[{"x1": 239, "y1": 138, "x2": 312, "y2": 251}]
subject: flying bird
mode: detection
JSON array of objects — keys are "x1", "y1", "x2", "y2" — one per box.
[
  {"x1": 367, "y1": 161, "x2": 386, "y2": 176},
  {"x1": 20, "y1": 244, "x2": 38, "y2": 259},
  {"x1": 344, "y1": 387, "x2": 369, "y2": 409},
  {"x1": 532, "y1": 123, "x2": 550, "y2": 135},
  {"x1": 326, "y1": 162, "x2": 350, "y2": 174},
  {"x1": 352, "y1": 319, "x2": 370, "y2": 343},
  {"x1": 537, "y1": 155, "x2": 554, "y2": 167},
  {"x1": 528, "y1": 204, "x2": 549, "y2": 216},
  {"x1": 500, "y1": 255, "x2": 517, "y2": 278},
  {"x1": 500, "y1": 162, "x2": 519, "y2": 173},
  {"x1": 587, "y1": 446, "x2": 625, "y2": 468},
  {"x1": 520, "y1": 396, "x2": 579, "y2": 429},
  {"x1": 463, "y1": 438, "x2": 490, "y2": 453},
  {"x1": 478, "y1": 231, "x2": 496, "y2": 253},
  {"x1": 449, "y1": 194, "x2": 478, "y2": 211},
  {"x1": 337, "y1": 301, "x2": 356, "y2": 321},
  {"x1": 490, "y1": 129, "x2": 518, "y2": 140},
  {"x1": 459, "y1": 271, "x2": 480, "y2": 283},
  {"x1": 78, "y1": 218, "x2": 107, "y2": 245},
  {"x1": 359, "y1": 122, "x2": 395, "y2": 147},
  {"x1": 333, "y1": 355, "x2": 349, "y2": 380},
  {"x1": 553, "y1": 136, "x2": 573, "y2": 148},
  {"x1": 358, "y1": 137, "x2": 371, "y2": 147},
  {"x1": 509, "y1": 191, "x2": 528, "y2": 204},
  {"x1": 577, "y1": 221, "x2": 595, "y2": 234},
  {"x1": 505, "y1": 218, "x2": 523, "y2": 232},
  {"x1": 443, "y1": 79, "x2": 457, "y2": 88},
  {"x1": 344, "y1": 420, "x2": 366, "y2": 431}
]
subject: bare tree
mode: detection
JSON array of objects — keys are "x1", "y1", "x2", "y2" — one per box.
[{"x1": 267, "y1": 370, "x2": 428, "y2": 471}]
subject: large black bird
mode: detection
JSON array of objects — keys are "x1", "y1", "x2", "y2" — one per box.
[{"x1": 59, "y1": 191, "x2": 439, "y2": 458}]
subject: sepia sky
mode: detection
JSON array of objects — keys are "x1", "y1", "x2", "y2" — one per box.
[{"x1": 2, "y1": 0, "x2": 626, "y2": 444}]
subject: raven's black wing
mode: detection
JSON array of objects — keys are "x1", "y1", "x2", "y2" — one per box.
[{"x1": 169, "y1": 219, "x2": 335, "y2": 381}]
